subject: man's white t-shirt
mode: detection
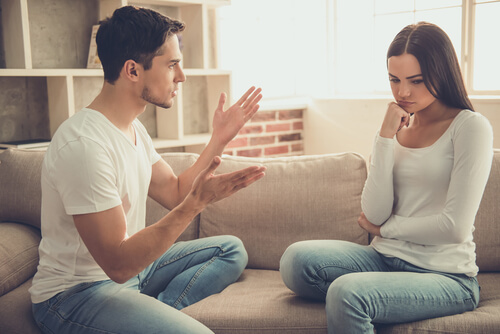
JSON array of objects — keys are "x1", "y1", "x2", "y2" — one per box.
[{"x1": 30, "y1": 108, "x2": 162, "y2": 303}]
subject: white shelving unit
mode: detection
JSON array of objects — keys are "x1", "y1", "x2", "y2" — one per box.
[{"x1": 0, "y1": 0, "x2": 231, "y2": 151}]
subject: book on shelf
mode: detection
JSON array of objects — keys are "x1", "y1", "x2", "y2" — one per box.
[
  {"x1": 87, "y1": 25, "x2": 102, "y2": 69},
  {"x1": 0, "y1": 139, "x2": 51, "y2": 149}
]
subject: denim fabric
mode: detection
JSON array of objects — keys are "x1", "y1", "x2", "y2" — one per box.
[
  {"x1": 280, "y1": 240, "x2": 479, "y2": 334},
  {"x1": 32, "y1": 235, "x2": 248, "y2": 334}
]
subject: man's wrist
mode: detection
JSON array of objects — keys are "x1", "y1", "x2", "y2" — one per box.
[
  {"x1": 208, "y1": 132, "x2": 228, "y2": 152},
  {"x1": 177, "y1": 192, "x2": 206, "y2": 217}
]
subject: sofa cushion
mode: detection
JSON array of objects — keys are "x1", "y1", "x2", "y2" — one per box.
[
  {"x1": 0, "y1": 149, "x2": 45, "y2": 229},
  {"x1": 0, "y1": 278, "x2": 42, "y2": 334},
  {"x1": 182, "y1": 269, "x2": 327, "y2": 334},
  {"x1": 146, "y1": 153, "x2": 201, "y2": 241},
  {"x1": 200, "y1": 153, "x2": 369, "y2": 270},
  {"x1": 474, "y1": 149, "x2": 500, "y2": 272},
  {"x1": 0, "y1": 223, "x2": 40, "y2": 297},
  {"x1": 376, "y1": 272, "x2": 500, "y2": 334}
]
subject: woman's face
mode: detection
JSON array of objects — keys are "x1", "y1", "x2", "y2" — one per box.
[{"x1": 387, "y1": 53, "x2": 436, "y2": 113}]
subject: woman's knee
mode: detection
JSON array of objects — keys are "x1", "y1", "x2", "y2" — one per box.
[
  {"x1": 326, "y1": 273, "x2": 370, "y2": 316},
  {"x1": 280, "y1": 241, "x2": 328, "y2": 299}
]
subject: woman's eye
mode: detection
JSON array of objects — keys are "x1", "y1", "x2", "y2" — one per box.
[
  {"x1": 412, "y1": 80, "x2": 424, "y2": 84},
  {"x1": 389, "y1": 78, "x2": 400, "y2": 83}
]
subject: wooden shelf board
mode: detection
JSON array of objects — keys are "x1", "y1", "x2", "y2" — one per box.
[
  {"x1": 153, "y1": 133, "x2": 211, "y2": 149},
  {"x1": 0, "y1": 68, "x2": 230, "y2": 77},
  {"x1": 131, "y1": 0, "x2": 230, "y2": 7},
  {"x1": 0, "y1": 68, "x2": 104, "y2": 77}
]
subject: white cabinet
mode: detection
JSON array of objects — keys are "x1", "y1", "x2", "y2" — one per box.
[{"x1": 0, "y1": 0, "x2": 231, "y2": 151}]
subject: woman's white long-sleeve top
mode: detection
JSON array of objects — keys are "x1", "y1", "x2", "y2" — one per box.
[{"x1": 362, "y1": 110, "x2": 493, "y2": 277}]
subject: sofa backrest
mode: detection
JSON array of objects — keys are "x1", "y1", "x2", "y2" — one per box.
[
  {"x1": 474, "y1": 149, "x2": 500, "y2": 272},
  {"x1": 199, "y1": 153, "x2": 370, "y2": 270},
  {"x1": 0, "y1": 149, "x2": 44, "y2": 229},
  {"x1": 0, "y1": 149, "x2": 44, "y2": 297},
  {"x1": 1, "y1": 148, "x2": 499, "y2": 274}
]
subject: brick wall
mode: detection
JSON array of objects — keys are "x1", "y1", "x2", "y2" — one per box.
[{"x1": 223, "y1": 108, "x2": 304, "y2": 157}]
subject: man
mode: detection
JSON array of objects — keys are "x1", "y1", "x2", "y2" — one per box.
[{"x1": 29, "y1": 6, "x2": 265, "y2": 333}]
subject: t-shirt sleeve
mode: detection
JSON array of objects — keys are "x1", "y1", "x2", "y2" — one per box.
[
  {"x1": 51, "y1": 138, "x2": 122, "y2": 215},
  {"x1": 361, "y1": 133, "x2": 395, "y2": 225}
]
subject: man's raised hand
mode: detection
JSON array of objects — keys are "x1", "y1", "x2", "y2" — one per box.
[
  {"x1": 187, "y1": 156, "x2": 266, "y2": 211},
  {"x1": 212, "y1": 86, "x2": 263, "y2": 146}
]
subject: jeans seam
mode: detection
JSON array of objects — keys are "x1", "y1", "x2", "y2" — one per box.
[
  {"x1": 311, "y1": 263, "x2": 358, "y2": 296},
  {"x1": 36, "y1": 321, "x2": 55, "y2": 334},
  {"x1": 141, "y1": 244, "x2": 225, "y2": 291},
  {"x1": 316, "y1": 263, "x2": 361, "y2": 275},
  {"x1": 52, "y1": 281, "x2": 98, "y2": 309},
  {"x1": 158, "y1": 244, "x2": 224, "y2": 269},
  {"x1": 172, "y1": 256, "x2": 218, "y2": 308},
  {"x1": 42, "y1": 303, "x2": 119, "y2": 334}
]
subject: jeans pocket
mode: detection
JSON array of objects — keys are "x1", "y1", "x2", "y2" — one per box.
[{"x1": 52, "y1": 281, "x2": 101, "y2": 312}]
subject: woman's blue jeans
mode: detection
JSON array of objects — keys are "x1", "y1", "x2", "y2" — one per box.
[
  {"x1": 280, "y1": 240, "x2": 480, "y2": 334},
  {"x1": 32, "y1": 235, "x2": 248, "y2": 334}
]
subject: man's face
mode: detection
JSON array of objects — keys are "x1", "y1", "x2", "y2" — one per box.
[{"x1": 141, "y1": 36, "x2": 186, "y2": 109}]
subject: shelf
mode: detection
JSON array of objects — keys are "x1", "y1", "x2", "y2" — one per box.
[
  {"x1": 0, "y1": 69, "x2": 104, "y2": 77},
  {"x1": 152, "y1": 133, "x2": 211, "y2": 149},
  {"x1": 0, "y1": 0, "x2": 231, "y2": 152},
  {"x1": 0, "y1": 68, "x2": 230, "y2": 77},
  {"x1": 131, "y1": 0, "x2": 230, "y2": 7}
]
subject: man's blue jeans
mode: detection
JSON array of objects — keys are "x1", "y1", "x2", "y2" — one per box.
[
  {"x1": 32, "y1": 235, "x2": 248, "y2": 334},
  {"x1": 280, "y1": 240, "x2": 480, "y2": 334}
]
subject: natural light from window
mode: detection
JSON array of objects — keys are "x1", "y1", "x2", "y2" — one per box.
[
  {"x1": 218, "y1": 0, "x2": 500, "y2": 99},
  {"x1": 218, "y1": 0, "x2": 331, "y2": 99},
  {"x1": 473, "y1": 0, "x2": 500, "y2": 91}
]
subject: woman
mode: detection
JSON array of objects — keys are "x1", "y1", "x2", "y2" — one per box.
[{"x1": 279, "y1": 22, "x2": 493, "y2": 333}]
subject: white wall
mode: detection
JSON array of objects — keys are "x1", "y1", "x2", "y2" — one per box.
[{"x1": 304, "y1": 97, "x2": 500, "y2": 160}]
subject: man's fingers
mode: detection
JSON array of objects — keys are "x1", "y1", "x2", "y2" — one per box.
[
  {"x1": 235, "y1": 86, "x2": 257, "y2": 106},
  {"x1": 228, "y1": 165, "x2": 265, "y2": 179},
  {"x1": 216, "y1": 92, "x2": 227, "y2": 111},
  {"x1": 242, "y1": 87, "x2": 262, "y2": 109},
  {"x1": 228, "y1": 166, "x2": 267, "y2": 189},
  {"x1": 236, "y1": 169, "x2": 266, "y2": 188},
  {"x1": 225, "y1": 167, "x2": 266, "y2": 195},
  {"x1": 244, "y1": 103, "x2": 261, "y2": 122}
]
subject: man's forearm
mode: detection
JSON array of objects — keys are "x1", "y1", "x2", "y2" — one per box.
[
  {"x1": 106, "y1": 197, "x2": 203, "y2": 283},
  {"x1": 176, "y1": 135, "x2": 226, "y2": 201}
]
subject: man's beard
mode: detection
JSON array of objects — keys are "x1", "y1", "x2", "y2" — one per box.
[{"x1": 141, "y1": 85, "x2": 172, "y2": 109}]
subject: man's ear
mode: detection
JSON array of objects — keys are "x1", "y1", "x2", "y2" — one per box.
[{"x1": 123, "y1": 60, "x2": 141, "y2": 82}]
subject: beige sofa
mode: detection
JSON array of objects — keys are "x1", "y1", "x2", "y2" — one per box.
[{"x1": 1, "y1": 148, "x2": 499, "y2": 334}]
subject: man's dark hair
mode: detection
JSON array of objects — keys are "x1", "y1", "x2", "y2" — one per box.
[{"x1": 96, "y1": 6, "x2": 185, "y2": 83}]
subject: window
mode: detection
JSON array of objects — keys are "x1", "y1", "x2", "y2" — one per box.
[
  {"x1": 218, "y1": 0, "x2": 332, "y2": 98},
  {"x1": 218, "y1": 0, "x2": 500, "y2": 98},
  {"x1": 335, "y1": 0, "x2": 463, "y2": 95},
  {"x1": 473, "y1": 0, "x2": 500, "y2": 91}
]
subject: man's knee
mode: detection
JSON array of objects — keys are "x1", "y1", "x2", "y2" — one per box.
[{"x1": 220, "y1": 235, "x2": 248, "y2": 273}]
